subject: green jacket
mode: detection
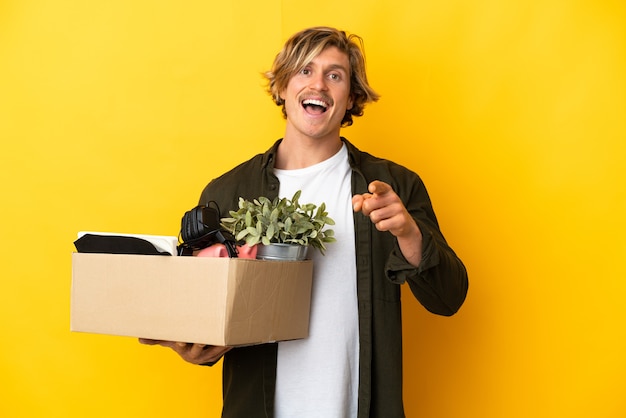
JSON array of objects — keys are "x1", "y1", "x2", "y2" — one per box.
[{"x1": 198, "y1": 138, "x2": 468, "y2": 418}]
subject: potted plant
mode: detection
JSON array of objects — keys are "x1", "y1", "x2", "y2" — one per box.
[{"x1": 220, "y1": 190, "x2": 336, "y2": 260}]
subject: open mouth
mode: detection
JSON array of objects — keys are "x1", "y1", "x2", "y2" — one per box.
[{"x1": 302, "y1": 98, "x2": 329, "y2": 114}]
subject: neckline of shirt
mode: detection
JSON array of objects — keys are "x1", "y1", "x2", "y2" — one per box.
[{"x1": 274, "y1": 143, "x2": 348, "y2": 176}]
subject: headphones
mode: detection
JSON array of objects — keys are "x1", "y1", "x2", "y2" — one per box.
[{"x1": 177, "y1": 201, "x2": 238, "y2": 257}]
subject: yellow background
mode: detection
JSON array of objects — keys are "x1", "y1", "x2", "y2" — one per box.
[{"x1": 1, "y1": 0, "x2": 625, "y2": 417}]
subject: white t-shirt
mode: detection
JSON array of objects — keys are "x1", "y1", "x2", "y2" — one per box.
[{"x1": 273, "y1": 144, "x2": 359, "y2": 418}]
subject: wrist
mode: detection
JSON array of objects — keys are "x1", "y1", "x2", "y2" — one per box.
[{"x1": 396, "y1": 221, "x2": 423, "y2": 268}]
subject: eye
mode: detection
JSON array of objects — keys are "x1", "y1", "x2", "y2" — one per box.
[
  {"x1": 328, "y1": 73, "x2": 340, "y2": 81},
  {"x1": 300, "y1": 68, "x2": 311, "y2": 75}
]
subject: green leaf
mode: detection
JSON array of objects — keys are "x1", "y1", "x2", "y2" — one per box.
[
  {"x1": 246, "y1": 234, "x2": 260, "y2": 246},
  {"x1": 266, "y1": 223, "x2": 275, "y2": 240},
  {"x1": 236, "y1": 229, "x2": 249, "y2": 241}
]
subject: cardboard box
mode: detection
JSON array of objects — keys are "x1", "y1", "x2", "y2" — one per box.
[{"x1": 71, "y1": 253, "x2": 313, "y2": 346}]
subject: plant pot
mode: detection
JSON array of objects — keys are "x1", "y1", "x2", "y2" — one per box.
[{"x1": 255, "y1": 243, "x2": 309, "y2": 261}]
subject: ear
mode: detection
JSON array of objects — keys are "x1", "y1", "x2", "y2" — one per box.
[{"x1": 347, "y1": 94, "x2": 354, "y2": 111}]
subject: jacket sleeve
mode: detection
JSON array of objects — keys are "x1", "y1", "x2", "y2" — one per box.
[{"x1": 384, "y1": 167, "x2": 469, "y2": 316}]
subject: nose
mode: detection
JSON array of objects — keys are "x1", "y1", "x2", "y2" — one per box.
[{"x1": 309, "y1": 72, "x2": 328, "y2": 91}]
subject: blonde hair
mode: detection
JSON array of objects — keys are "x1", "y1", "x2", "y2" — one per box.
[{"x1": 265, "y1": 26, "x2": 380, "y2": 127}]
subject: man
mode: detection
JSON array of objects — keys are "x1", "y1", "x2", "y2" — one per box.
[{"x1": 141, "y1": 26, "x2": 468, "y2": 417}]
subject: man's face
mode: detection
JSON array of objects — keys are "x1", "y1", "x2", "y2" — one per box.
[{"x1": 280, "y1": 46, "x2": 354, "y2": 141}]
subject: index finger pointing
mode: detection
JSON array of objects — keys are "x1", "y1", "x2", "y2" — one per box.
[{"x1": 368, "y1": 180, "x2": 392, "y2": 196}]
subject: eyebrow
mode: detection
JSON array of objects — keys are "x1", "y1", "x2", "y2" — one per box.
[{"x1": 326, "y1": 64, "x2": 349, "y2": 73}]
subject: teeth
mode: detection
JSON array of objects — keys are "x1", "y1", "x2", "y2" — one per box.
[{"x1": 302, "y1": 99, "x2": 328, "y2": 109}]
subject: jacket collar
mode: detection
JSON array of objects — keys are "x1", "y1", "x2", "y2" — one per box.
[{"x1": 261, "y1": 139, "x2": 282, "y2": 170}]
